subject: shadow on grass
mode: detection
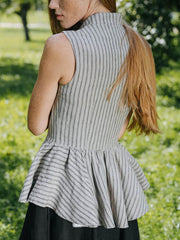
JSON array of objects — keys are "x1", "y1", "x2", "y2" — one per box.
[{"x1": 0, "y1": 57, "x2": 37, "y2": 98}]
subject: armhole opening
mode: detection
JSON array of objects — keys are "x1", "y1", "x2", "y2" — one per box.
[{"x1": 61, "y1": 31, "x2": 80, "y2": 86}]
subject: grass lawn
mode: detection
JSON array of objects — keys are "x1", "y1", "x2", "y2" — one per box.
[{"x1": 0, "y1": 12, "x2": 180, "y2": 240}]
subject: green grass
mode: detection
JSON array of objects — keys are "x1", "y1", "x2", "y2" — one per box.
[{"x1": 0, "y1": 13, "x2": 180, "y2": 240}]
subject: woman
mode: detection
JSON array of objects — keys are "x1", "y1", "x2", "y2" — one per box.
[{"x1": 18, "y1": 0, "x2": 161, "y2": 239}]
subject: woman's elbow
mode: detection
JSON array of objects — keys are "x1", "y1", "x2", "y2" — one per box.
[{"x1": 27, "y1": 123, "x2": 47, "y2": 136}]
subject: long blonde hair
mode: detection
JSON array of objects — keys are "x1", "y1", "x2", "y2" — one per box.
[{"x1": 48, "y1": 0, "x2": 162, "y2": 136}]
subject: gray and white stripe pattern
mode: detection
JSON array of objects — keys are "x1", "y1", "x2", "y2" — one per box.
[{"x1": 18, "y1": 12, "x2": 150, "y2": 229}]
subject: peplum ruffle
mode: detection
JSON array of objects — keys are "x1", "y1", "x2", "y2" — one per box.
[{"x1": 18, "y1": 136, "x2": 150, "y2": 229}]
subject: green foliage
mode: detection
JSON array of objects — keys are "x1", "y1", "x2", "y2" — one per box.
[
  {"x1": 0, "y1": 0, "x2": 48, "y2": 14},
  {"x1": 0, "y1": 0, "x2": 32, "y2": 14},
  {"x1": 119, "y1": 0, "x2": 180, "y2": 73},
  {"x1": 0, "y1": 15, "x2": 180, "y2": 240}
]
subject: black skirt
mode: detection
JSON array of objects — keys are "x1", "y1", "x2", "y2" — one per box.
[{"x1": 19, "y1": 202, "x2": 140, "y2": 240}]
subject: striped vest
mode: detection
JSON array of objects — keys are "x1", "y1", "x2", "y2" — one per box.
[{"x1": 18, "y1": 12, "x2": 150, "y2": 229}]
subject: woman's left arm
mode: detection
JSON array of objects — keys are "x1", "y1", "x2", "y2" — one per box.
[{"x1": 27, "y1": 33, "x2": 68, "y2": 136}]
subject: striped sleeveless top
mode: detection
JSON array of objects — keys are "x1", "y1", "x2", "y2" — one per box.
[{"x1": 18, "y1": 12, "x2": 150, "y2": 229}]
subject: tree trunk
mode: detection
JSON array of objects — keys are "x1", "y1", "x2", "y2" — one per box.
[
  {"x1": 21, "y1": 10, "x2": 30, "y2": 41},
  {"x1": 15, "y1": 3, "x2": 31, "y2": 41}
]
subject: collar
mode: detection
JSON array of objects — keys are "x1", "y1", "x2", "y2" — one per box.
[{"x1": 80, "y1": 12, "x2": 123, "y2": 28}]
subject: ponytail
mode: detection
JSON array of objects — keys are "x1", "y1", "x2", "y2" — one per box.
[{"x1": 106, "y1": 22, "x2": 162, "y2": 136}]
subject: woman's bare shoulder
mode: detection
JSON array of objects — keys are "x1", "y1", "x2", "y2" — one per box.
[{"x1": 45, "y1": 32, "x2": 70, "y2": 51}]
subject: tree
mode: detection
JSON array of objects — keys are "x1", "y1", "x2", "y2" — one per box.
[
  {"x1": 119, "y1": 0, "x2": 180, "y2": 72},
  {"x1": 0, "y1": 0, "x2": 32, "y2": 41}
]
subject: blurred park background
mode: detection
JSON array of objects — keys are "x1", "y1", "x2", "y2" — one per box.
[{"x1": 0, "y1": 0, "x2": 180, "y2": 239}]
